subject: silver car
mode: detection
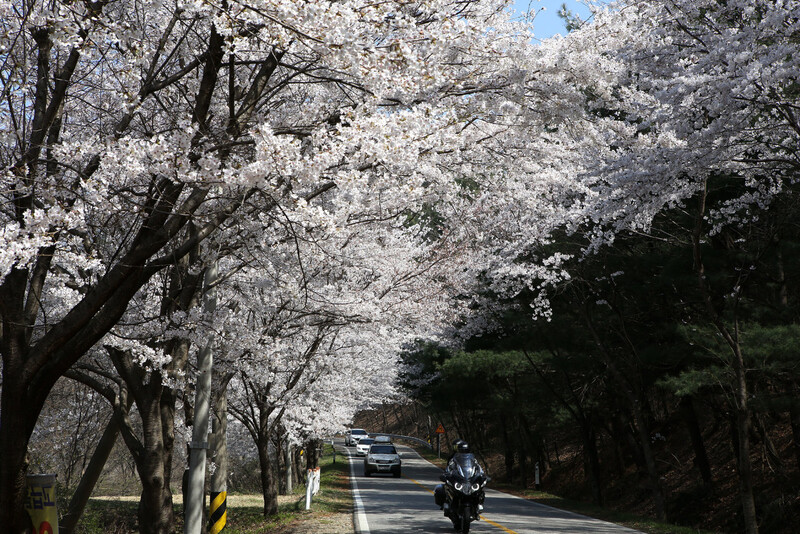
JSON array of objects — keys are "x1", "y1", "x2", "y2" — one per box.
[
  {"x1": 364, "y1": 442, "x2": 401, "y2": 477},
  {"x1": 355, "y1": 438, "x2": 374, "y2": 456}
]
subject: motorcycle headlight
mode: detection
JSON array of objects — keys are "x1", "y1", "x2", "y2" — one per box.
[
  {"x1": 471, "y1": 483, "x2": 480, "y2": 491},
  {"x1": 454, "y1": 482, "x2": 463, "y2": 491}
]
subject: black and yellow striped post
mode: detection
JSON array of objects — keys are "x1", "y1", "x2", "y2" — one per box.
[
  {"x1": 209, "y1": 491, "x2": 227, "y2": 534},
  {"x1": 209, "y1": 378, "x2": 229, "y2": 534}
]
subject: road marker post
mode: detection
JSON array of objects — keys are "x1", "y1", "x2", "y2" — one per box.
[
  {"x1": 435, "y1": 423, "x2": 445, "y2": 458},
  {"x1": 209, "y1": 491, "x2": 227, "y2": 534},
  {"x1": 305, "y1": 467, "x2": 321, "y2": 510}
]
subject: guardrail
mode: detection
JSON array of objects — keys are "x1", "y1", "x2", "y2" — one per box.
[
  {"x1": 331, "y1": 432, "x2": 434, "y2": 450},
  {"x1": 374, "y1": 433, "x2": 433, "y2": 450}
]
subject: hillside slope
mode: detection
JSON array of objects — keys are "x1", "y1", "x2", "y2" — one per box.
[{"x1": 354, "y1": 402, "x2": 800, "y2": 533}]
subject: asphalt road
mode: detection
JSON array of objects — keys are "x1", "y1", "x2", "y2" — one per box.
[{"x1": 339, "y1": 440, "x2": 643, "y2": 534}]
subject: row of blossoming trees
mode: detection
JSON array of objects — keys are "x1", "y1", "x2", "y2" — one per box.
[
  {"x1": 404, "y1": 2, "x2": 798, "y2": 533},
  {"x1": 1, "y1": 0, "x2": 797, "y2": 532}
]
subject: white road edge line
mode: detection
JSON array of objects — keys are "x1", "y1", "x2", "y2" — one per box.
[{"x1": 349, "y1": 455, "x2": 370, "y2": 534}]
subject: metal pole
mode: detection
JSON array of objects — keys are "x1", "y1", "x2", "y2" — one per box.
[
  {"x1": 209, "y1": 383, "x2": 228, "y2": 534},
  {"x1": 185, "y1": 262, "x2": 217, "y2": 534}
]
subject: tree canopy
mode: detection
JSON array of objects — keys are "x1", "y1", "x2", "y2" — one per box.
[{"x1": 2, "y1": 0, "x2": 799, "y2": 532}]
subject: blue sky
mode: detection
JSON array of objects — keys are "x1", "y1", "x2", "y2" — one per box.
[{"x1": 510, "y1": 0, "x2": 594, "y2": 40}]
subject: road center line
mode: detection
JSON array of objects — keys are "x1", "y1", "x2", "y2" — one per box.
[
  {"x1": 480, "y1": 515, "x2": 520, "y2": 534},
  {"x1": 406, "y1": 476, "x2": 434, "y2": 494},
  {"x1": 348, "y1": 456, "x2": 370, "y2": 534},
  {"x1": 404, "y1": 476, "x2": 520, "y2": 534}
]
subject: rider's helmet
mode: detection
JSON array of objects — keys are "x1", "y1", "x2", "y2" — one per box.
[
  {"x1": 457, "y1": 441, "x2": 471, "y2": 454},
  {"x1": 452, "y1": 439, "x2": 464, "y2": 449}
]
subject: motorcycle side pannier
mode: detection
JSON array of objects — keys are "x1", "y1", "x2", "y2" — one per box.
[{"x1": 434, "y1": 483, "x2": 445, "y2": 507}]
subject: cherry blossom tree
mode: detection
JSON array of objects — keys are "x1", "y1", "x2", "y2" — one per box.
[
  {"x1": 210, "y1": 209, "x2": 461, "y2": 514},
  {"x1": 427, "y1": 2, "x2": 799, "y2": 530},
  {"x1": 0, "y1": 0, "x2": 560, "y2": 528},
  {"x1": 576, "y1": 3, "x2": 798, "y2": 531},
  {"x1": 477, "y1": 1, "x2": 800, "y2": 530},
  {"x1": 5, "y1": 0, "x2": 793, "y2": 531}
]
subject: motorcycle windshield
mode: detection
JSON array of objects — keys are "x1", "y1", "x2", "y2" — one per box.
[{"x1": 452, "y1": 454, "x2": 481, "y2": 481}]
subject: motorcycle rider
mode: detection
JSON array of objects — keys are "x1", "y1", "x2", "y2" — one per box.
[
  {"x1": 435, "y1": 440, "x2": 486, "y2": 514},
  {"x1": 446, "y1": 439, "x2": 464, "y2": 463},
  {"x1": 449, "y1": 441, "x2": 485, "y2": 513},
  {"x1": 435, "y1": 440, "x2": 464, "y2": 511}
]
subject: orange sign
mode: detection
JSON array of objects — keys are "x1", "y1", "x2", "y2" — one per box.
[{"x1": 435, "y1": 424, "x2": 445, "y2": 434}]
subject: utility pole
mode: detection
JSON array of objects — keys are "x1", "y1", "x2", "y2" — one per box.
[{"x1": 185, "y1": 263, "x2": 217, "y2": 534}]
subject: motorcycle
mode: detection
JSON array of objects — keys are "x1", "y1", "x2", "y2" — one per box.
[{"x1": 434, "y1": 453, "x2": 488, "y2": 533}]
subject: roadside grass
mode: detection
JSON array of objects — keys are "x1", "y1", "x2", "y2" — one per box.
[
  {"x1": 77, "y1": 493, "x2": 302, "y2": 533},
  {"x1": 302, "y1": 443, "x2": 353, "y2": 517},
  {"x1": 74, "y1": 444, "x2": 352, "y2": 534}
]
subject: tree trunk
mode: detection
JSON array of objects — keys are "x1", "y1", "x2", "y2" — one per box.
[
  {"x1": 209, "y1": 386, "x2": 228, "y2": 533},
  {"x1": 136, "y1": 392, "x2": 175, "y2": 534},
  {"x1": 501, "y1": 415, "x2": 514, "y2": 483},
  {"x1": 284, "y1": 440, "x2": 294, "y2": 495},
  {"x1": 579, "y1": 420, "x2": 604, "y2": 506},
  {"x1": 306, "y1": 439, "x2": 322, "y2": 470},
  {"x1": 729, "y1": 415, "x2": 740, "y2": 463},
  {"x1": 680, "y1": 396, "x2": 713, "y2": 489},
  {"x1": 542, "y1": 438, "x2": 552, "y2": 471},
  {"x1": 518, "y1": 425, "x2": 528, "y2": 489},
  {"x1": 630, "y1": 400, "x2": 666, "y2": 521},
  {"x1": 393, "y1": 404, "x2": 403, "y2": 430},
  {"x1": 609, "y1": 420, "x2": 627, "y2": 477},
  {"x1": 733, "y1": 347, "x2": 758, "y2": 534},
  {"x1": 138, "y1": 480, "x2": 174, "y2": 534},
  {"x1": 0, "y1": 290, "x2": 43, "y2": 532},
  {"x1": 294, "y1": 444, "x2": 304, "y2": 488},
  {"x1": 258, "y1": 438, "x2": 278, "y2": 516},
  {"x1": 0, "y1": 393, "x2": 34, "y2": 532},
  {"x1": 614, "y1": 411, "x2": 644, "y2": 472},
  {"x1": 691, "y1": 181, "x2": 758, "y2": 534},
  {"x1": 210, "y1": 382, "x2": 229, "y2": 492},
  {"x1": 108, "y1": 349, "x2": 181, "y2": 534}
]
